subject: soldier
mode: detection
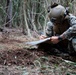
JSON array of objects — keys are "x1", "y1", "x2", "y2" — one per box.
[{"x1": 40, "y1": 4, "x2": 76, "y2": 55}]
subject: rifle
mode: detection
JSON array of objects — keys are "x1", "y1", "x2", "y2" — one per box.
[{"x1": 26, "y1": 37, "x2": 51, "y2": 45}]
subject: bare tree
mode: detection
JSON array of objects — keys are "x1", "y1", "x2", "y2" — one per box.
[
  {"x1": 23, "y1": 0, "x2": 32, "y2": 37},
  {"x1": 6, "y1": 0, "x2": 12, "y2": 27},
  {"x1": 0, "y1": 0, "x2": 76, "y2": 37}
]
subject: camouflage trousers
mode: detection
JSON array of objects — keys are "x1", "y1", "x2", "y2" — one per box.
[
  {"x1": 72, "y1": 38, "x2": 76, "y2": 51},
  {"x1": 68, "y1": 37, "x2": 76, "y2": 54}
]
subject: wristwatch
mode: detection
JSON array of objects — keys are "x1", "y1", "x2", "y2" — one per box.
[{"x1": 58, "y1": 36, "x2": 63, "y2": 41}]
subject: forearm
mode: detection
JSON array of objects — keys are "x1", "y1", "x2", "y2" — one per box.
[{"x1": 60, "y1": 25, "x2": 76, "y2": 40}]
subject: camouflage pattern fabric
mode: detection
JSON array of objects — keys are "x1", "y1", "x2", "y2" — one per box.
[
  {"x1": 72, "y1": 38, "x2": 76, "y2": 51},
  {"x1": 45, "y1": 14, "x2": 76, "y2": 52}
]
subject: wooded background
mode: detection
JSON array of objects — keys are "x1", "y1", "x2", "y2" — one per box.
[{"x1": 0, "y1": 0, "x2": 76, "y2": 37}]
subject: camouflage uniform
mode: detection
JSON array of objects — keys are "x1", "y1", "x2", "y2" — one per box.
[{"x1": 45, "y1": 13, "x2": 76, "y2": 53}]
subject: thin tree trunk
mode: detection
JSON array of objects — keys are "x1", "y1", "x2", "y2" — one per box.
[
  {"x1": 6, "y1": 0, "x2": 12, "y2": 27},
  {"x1": 23, "y1": 1, "x2": 32, "y2": 37}
]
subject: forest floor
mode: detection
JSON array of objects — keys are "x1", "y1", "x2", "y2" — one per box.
[{"x1": 0, "y1": 28, "x2": 76, "y2": 75}]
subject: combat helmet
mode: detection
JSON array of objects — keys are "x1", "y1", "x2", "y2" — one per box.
[{"x1": 48, "y1": 4, "x2": 68, "y2": 23}]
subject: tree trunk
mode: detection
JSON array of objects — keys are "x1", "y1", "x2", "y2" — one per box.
[
  {"x1": 23, "y1": 1, "x2": 32, "y2": 37},
  {"x1": 6, "y1": 0, "x2": 12, "y2": 27}
]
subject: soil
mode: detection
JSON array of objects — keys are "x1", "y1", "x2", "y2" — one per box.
[{"x1": 0, "y1": 28, "x2": 76, "y2": 75}]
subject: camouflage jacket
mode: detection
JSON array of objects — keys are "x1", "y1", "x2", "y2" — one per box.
[{"x1": 46, "y1": 14, "x2": 76, "y2": 40}]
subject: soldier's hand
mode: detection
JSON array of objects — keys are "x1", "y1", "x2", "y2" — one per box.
[
  {"x1": 39, "y1": 35, "x2": 47, "y2": 40},
  {"x1": 50, "y1": 36, "x2": 59, "y2": 44}
]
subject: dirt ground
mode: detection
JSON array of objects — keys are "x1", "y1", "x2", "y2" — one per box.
[{"x1": 0, "y1": 28, "x2": 76, "y2": 75}]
